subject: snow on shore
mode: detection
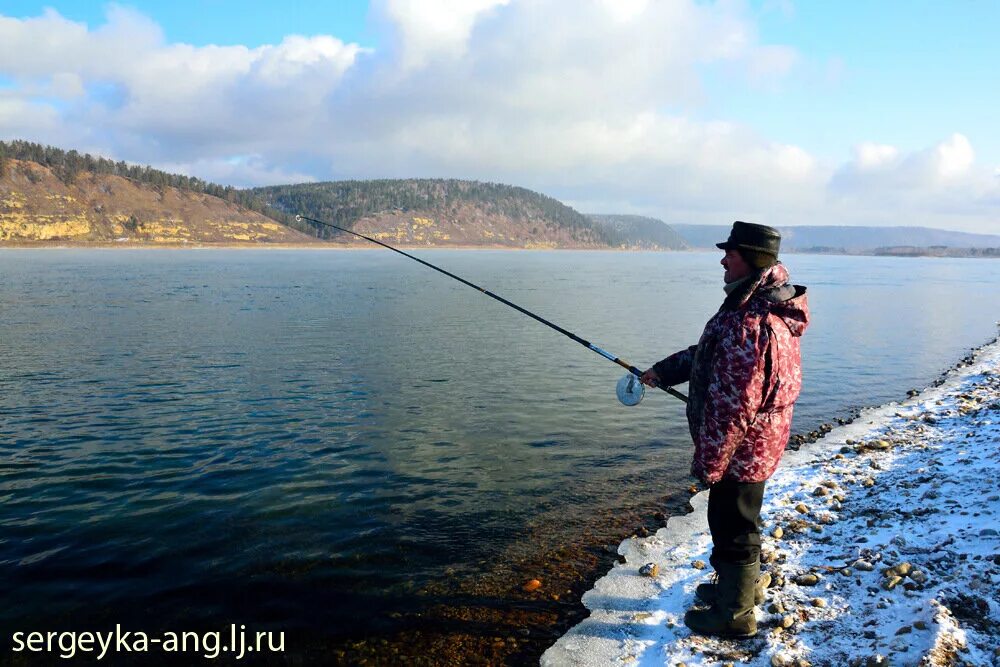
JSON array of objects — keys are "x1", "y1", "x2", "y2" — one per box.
[{"x1": 543, "y1": 338, "x2": 1000, "y2": 667}]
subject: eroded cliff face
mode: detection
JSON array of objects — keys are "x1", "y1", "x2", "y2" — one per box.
[{"x1": 0, "y1": 160, "x2": 317, "y2": 245}]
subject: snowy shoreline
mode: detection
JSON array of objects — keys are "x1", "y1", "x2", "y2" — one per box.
[{"x1": 543, "y1": 336, "x2": 1000, "y2": 667}]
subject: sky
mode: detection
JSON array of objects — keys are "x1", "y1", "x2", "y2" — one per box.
[{"x1": 0, "y1": 1, "x2": 998, "y2": 233}]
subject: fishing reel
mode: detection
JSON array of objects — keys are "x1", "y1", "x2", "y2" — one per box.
[{"x1": 616, "y1": 373, "x2": 645, "y2": 406}]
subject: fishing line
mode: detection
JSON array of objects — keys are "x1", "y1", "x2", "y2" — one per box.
[{"x1": 295, "y1": 214, "x2": 687, "y2": 406}]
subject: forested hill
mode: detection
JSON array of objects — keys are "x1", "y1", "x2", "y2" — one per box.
[
  {"x1": 251, "y1": 179, "x2": 620, "y2": 248},
  {"x1": 588, "y1": 215, "x2": 688, "y2": 250},
  {"x1": 0, "y1": 141, "x2": 316, "y2": 245}
]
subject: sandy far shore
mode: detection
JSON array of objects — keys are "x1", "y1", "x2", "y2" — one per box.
[
  {"x1": 543, "y1": 336, "x2": 1000, "y2": 667},
  {"x1": 0, "y1": 242, "x2": 678, "y2": 252}
]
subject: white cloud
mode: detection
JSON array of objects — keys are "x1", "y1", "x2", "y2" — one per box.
[
  {"x1": 934, "y1": 133, "x2": 974, "y2": 179},
  {"x1": 825, "y1": 134, "x2": 1000, "y2": 230},
  {"x1": 380, "y1": 0, "x2": 509, "y2": 70},
  {"x1": 854, "y1": 142, "x2": 899, "y2": 170},
  {"x1": 0, "y1": 2, "x2": 998, "y2": 234}
]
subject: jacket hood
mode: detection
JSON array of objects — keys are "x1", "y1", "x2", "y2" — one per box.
[{"x1": 726, "y1": 263, "x2": 810, "y2": 337}]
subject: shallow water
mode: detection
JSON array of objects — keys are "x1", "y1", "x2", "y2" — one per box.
[{"x1": 1, "y1": 249, "x2": 998, "y2": 654}]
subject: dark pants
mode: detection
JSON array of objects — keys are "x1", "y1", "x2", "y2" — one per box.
[{"x1": 707, "y1": 478, "x2": 765, "y2": 566}]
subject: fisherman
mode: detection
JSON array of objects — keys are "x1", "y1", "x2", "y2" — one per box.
[{"x1": 641, "y1": 221, "x2": 809, "y2": 638}]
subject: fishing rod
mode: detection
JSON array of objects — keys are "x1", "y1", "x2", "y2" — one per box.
[{"x1": 295, "y1": 214, "x2": 688, "y2": 405}]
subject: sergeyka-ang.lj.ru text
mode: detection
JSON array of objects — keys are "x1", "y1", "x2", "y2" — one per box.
[{"x1": 10, "y1": 625, "x2": 285, "y2": 660}]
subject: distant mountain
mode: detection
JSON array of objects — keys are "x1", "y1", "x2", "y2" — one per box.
[
  {"x1": 672, "y1": 224, "x2": 1000, "y2": 253},
  {"x1": 251, "y1": 179, "x2": 619, "y2": 248},
  {"x1": 587, "y1": 214, "x2": 688, "y2": 250}
]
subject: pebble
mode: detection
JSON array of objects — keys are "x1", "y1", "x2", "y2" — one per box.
[
  {"x1": 882, "y1": 575, "x2": 902, "y2": 591},
  {"x1": 862, "y1": 478, "x2": 876, "y2": 488},
  {"x1": 771, "y1": 526, "x2": 784, "y2": 539},
  {"x1": 795, "y1": 503, "x2": 809, "y2": 514},
  {"x1": 795, "y1": 573, "x2": 821, "y2": 586},
  {"x1": 639, "y1": 563, "x2": 659, "y2": 577},
  {"x1": 811, "y1": 597, "x2": 827, "y2": 608},
  {"x1": 840, "y1": 568, "x2": 852, "y2": 576},
  {"x1": 913, "y1": 620, "x2": 927, "y2": 630},
  {"x1": 896, "y1": 625, "x2": 911, "y2": 635},
  {"x1": 691, "y1": 560, "x2": 706, "y2": 570},
  {"x1": 780, "y1": 614, "x2": 795, "y2": 628},
  {"x1": 522, "y1": 579, "x2": 542, "y2": 592},
  {"x1": 910, "y1": 570, "x2": 927, "y2": 583},
  {"x1": 854, "y1": 559, "x2": 875, "y2": 571},
  {"x1": 813, "y1": 486, "x2": 828, "y2": 497},
  {"x1": 771, "y1": 653, "x2": 793, "y2": 667}
]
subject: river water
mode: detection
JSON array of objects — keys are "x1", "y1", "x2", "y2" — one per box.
[{"x1": 1, "y1": 249, "x2": 998, "y2": 661}]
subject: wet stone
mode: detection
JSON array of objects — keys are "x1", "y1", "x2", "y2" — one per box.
[
  {"x1": 882, "y1": 576, "x2": 903, "y2": 591},
  {"x1": 639, "y1": 563, "x2": 659, "y2": 578},
  {"x1": 691, "y1": 560, "x2": 706, "y2": 570}
]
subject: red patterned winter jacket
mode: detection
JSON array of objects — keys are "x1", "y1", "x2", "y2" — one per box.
[{"x1": 653, "y1": 263, "x2": 809, "y2": 485}]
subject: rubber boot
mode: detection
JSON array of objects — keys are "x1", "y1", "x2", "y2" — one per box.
[
  {"x1": 695, "y1": 569, "x2": 769, "y2": 605},
  {"x1": 685, "y1": 559, "x2": 758, "y2": 638}
]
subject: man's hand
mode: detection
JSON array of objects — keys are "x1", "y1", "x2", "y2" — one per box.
[{"x1": 640, "y1": 368, "x2": 661, "y2": 388}]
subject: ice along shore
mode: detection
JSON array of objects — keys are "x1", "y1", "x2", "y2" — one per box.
[{"x1": 543, "y1": 335, "x2": 1000, "y2": 667}]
